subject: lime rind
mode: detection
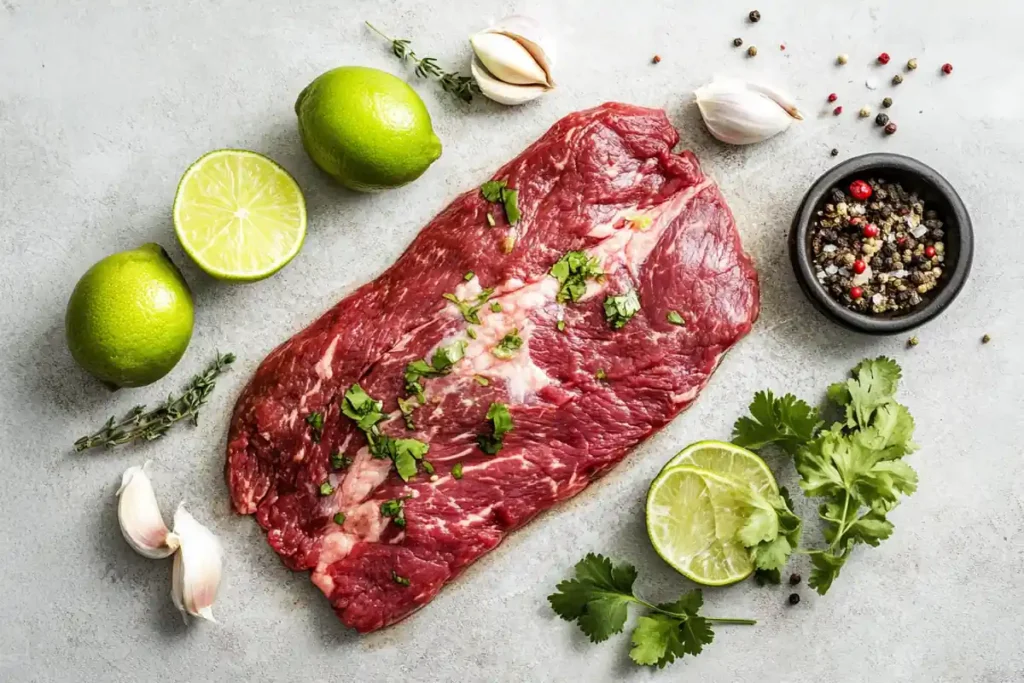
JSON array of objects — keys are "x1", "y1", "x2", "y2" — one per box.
[
  {"x1": 173, "y1": 149, "x2": 307, "y2": 282},
  {"x1": 662, "y1": 439, "x2": 778, "y2": 496}
]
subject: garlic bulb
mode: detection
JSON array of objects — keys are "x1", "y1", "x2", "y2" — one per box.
[
  {"x1": 116, "y1": 462, "x2": 179, "y2": 559},
  {"x1": 170, "y1": 503, "x2": 223, "y2": 623},
  {"x1": 694, "y1": 79, "x2": 803, "y2": 145},
  {"x1": 470, "y1": 16, "x2": 555, "y2": 105}
]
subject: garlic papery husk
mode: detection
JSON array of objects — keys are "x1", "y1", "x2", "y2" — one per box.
[
  {"x1": 170, "y1": 503, "x2": 223, "y2": 623},
  {"x1": 694, "y1": 79, "x2": 803, "y2": 145},
  {"x1": 470, "y1": 15, "x2": 555, "y2": 105},
  {"x1": 116, "y1": 462, "x2": 179, "y2": 559}
]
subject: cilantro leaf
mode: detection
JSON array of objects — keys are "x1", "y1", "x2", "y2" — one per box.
[
  {"x1": 491, "y1": 328, "x2": 523, "y2": 360},
  {"x1": 666, "y1": 310, "x2": 686, "y2": 326},
  {"x1": 443, "y1": 288, "x2": 496, "y2": 325},
  {"x1": 341, "y1": 384, "x2": 385, "y2": 430},
  {"x1": 548, "y1": 553, "x2": 637, "y2": 627},
  {"x1": 629, "y1": 614, "x2": 683, "y2": 667},
  {"x1": 503, "y1": 188, "x2": 521, "y2": 225},
  {"x1": 830, "y1": 356, "x2": 902, "y2": 428},
  {"x1": 477, "y1": 402, "x2": 513, "y2": 454},
  {"x1": 550, "y1": 251, "x2": 603, "y2": 304},
  {"x1": 480, "y1": 180, "x2": 520, "y2": 225},
  {"x1": 480, "y1": 180, "x2": 507, "y2": 203},
  {"x1": 808, "y1": 548, "x2": 848, "y2": 595},
  {"x1": 305, "y1": 411, "x2": 324, "y2": 442},
  {"x1": 404, "y1": 341, "x2": 467, "y2": 399},
  {"x1": 375, "y1": 436, "x2": 429, "y2": 482},
  {"x1": 732, "y1": 390, "x2": 821, "y2": 454},
  {"x1": 734, "y1": 487, "x2": 802, "y2": 573},
  {"x1": 603, "y1": 289, "x2": 641, "y2": 329}
]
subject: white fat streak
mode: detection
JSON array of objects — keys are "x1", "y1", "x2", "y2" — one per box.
[
  {"x1": 336, "y1": 447, "x2": 391, "y2": 506},
  {"x1": 314, "y1": 337, "x2": 339, "y2": 380}
]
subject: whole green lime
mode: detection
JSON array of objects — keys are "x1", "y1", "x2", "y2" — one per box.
[
  {"x1": 295, "y1": 66, "x2": 442, "y2": 192},
  {"x1": 65, "y1": 244, "x2": 194, "y2": 388}
]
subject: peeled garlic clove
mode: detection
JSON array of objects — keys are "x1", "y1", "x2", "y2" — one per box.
[
  {"x1": 471, "y1": 57, "x2": 549, "y2": 106},
  {"x1": 471, "y1": 32, "x2": 549, "y2": 86},
  {"x1": 116, "y1": 462, "x2": 179, "y2": 559},
  {"x1": 489, "y1": 15, "x2": 556, "y2": 83},
  {"x1": 695, "y1": 79, "x2": 802, "y2": 145},
  {"x1": 170, "y1": 503, "x2": 223, "y2": 623}
]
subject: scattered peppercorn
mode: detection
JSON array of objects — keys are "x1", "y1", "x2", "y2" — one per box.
[
  {"x1": 827, "y1": 92, "x2": 838, "y2": 102},
  {"x1": 982, "y1": 334, "x2": 991, "y2": 344},
  {"x1": 733, "y1": 37, "x2": 743, "y2": 47},
  {"x1": 749, "y1": 10, "x2": 761, "y2": 22},
  {"x1": 789, "y1": 573, "x2": 802, "y2": 586},
  {"x1": 907, "y1": 58, "x2": 918, "y2": 71},
  {"x1": 885, "y1": 122, "x2": 898, "y2": 135},
  {"x1": 875, "y1": 113, "x2": 890, "y2": 126},
  {"x1": 747, "y1": 45, "x2": 758, "y2": 57},
  {"x1": 850, "y1": 286, "x2": 864, "y2": 300},
  {"x1": 652, "y1": 54, "x2": 661, "y2": 64},
  {"x1": 788, "y1": 593, "x2": 801, "y2": 605},
  {"x1": 878, "y1": 52, "x2": 891, "y2": 64},
  {"x1": 863, "y1": 223, "x2": 880, "y2": 238},
  {"x1": 833, "y1": 105, "x2": 843, "y2": 115},
  {"x1": 830, "y1": 148, "x2": 839, "y2": 157},
  {"x1": 892, "y1": 74, "x2": 904, "y2": 85},
  {"x1": 837, "y1": 53, "x2": 849, "y2": 65},
  {"x1": 780, "y1": 44, "x2": 786, "y2": 51},
  {"x1": 941, "y1": 63, "x2": 953, "y2": 75},
  {"x1": 924, "y1": 245, "x2": 936, "y2": 258},
  {"x1": 849, "y1": 180, "x2": 873, "y2": 200},
  {"x1": 859, "y1": 106, "x2": 871, "y2": 117},
  {"x1": 853, "y1": 259, "x2": 867, "y2": 274},
  {"x1": 882, "y1": 97, "x2": 893, "y2": 108},
  {"x1": 908, "y1": 336, "x2": 920, "y2": 347}
]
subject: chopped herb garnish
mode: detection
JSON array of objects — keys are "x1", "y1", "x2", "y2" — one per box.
[
  {"x1": 667, "y1": 310, "x2": 686, "y2": 326},
  {"x1": 405, "y1": 340, "x2": 468, "y2": 400},
  {"x1": 490, "y1": 302, "x2": 502, "y2": 313},
  {"x1": 341, "y1": 384, "x2": 386, "y2": 433},
  {"x1": 452, "y1": 462, "x2": 464, "y2": 479},
  {"x1": 397, "y1": 396, "x2": 417, "y2": 430},
  {"x1": 480, "y1": 180, "x2": 507, "y2": 202},
  {"x1": 375, "y1": 435, "x2": 429, "y2": 481},
  {"x1": 464, "y1": 271, "x2": 475, "y2": 281},
  {"x1": 503, "y1": 188, "x2": 521, "y2": 225},
  {"x1": 486, "y1": 212, "x2": 496, "y2": 227},
  {"x1": 319, "y1": 480, "x2": 335, "y2": 496},
  {"x1": 478, "y1": 402, "x2": 513, "y2": 454},
  {"x1": 480, "y1": 179, "x2": 520, "y2": 226},
  {"x1": 443, "y1": 288, "x2": 496, "y2": 324},
  {"x1": 474, "y1": 375, "x2": 490, "y2": 387},
  {"x1": 502, "y1": 235, "x2": 516, "y2": 254},
  {"x1": 305, "y1": 411, "x2": 324, "y2": 443},
  {"x1": 551, "y1": 251, "x2": 604, "y2": 303},
  {"x1": 392, "y1": 571, "x2": 411, "y2": 586},
  {"x1": 595, "y1": 368, "x2": 607, "y2": 380},
  {"x1": 604, "y1": 289, "x2": 641, "y2": 329},
  {"x1": 492, "y1": 328, "x2": 524, "y2": 360},
  {"x1": 467, "y1": 327, "x2": 478, "y2": 340},
  {"x1": 557, "y1": 320, "x2": 566, "y2": 332},
  {"x1": 342, "y1": 384, "x2": 429, "y2": 481},
  {"x1": 421, "y1": 460, "x2": 435, "y2": 475},
  {"x1": 381, "y1": 495, "x2": 411, "y2": 527},
  {"x1": 330, "y1": 451, "x2": 352, "y2": 470},
  {"x1": 333, "y1": 512, "x2": 346, "y2": 525}
]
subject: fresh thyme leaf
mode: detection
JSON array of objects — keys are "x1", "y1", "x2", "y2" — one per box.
[
  {"x1": 74, "y1": 352, "x2": 235, "y2": 451},
  {"x1": 443, "y1": 288, "x2": 495, "y2": 324},
  {"x1": 666, "y1": 310, "x2": 685, "y2": 326},
  {"x1": 492, "y1": 328, "x2": 523, "y2": 360},
  {"x1": 365, "y1": 22, "x2": 479, "y2": 103},
  {"x1": 477, "y1": 402, "x2": 513, "y2": 454},
  {"x1": 305, "y1": 411, "x2": 324, "y2": 442},
  {"x1": 604, "y1": 289, "x2": 641, "y2": 329},
  {"x1": 550, "y1": 251, "x2": 603, "y2": 303}
]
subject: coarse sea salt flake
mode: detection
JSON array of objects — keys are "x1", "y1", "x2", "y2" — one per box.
[
  {"x1": 871, "y1": 293, "x2": 884, "y2": 306},
  {"x1": 823, "y1": 244, "x2": 837, "y2": 253},
  {"x1": 911, "y1": 225, "x2": 928, "y2": 238},
  {"x1": 890, "y1": 269, "x2": 909, "y2": 278},
  {"x1": 825, "y1": 265, "x2": 839, "y2": 275},
  {"x1": 816, "y1": 271, "x2": 826, "y2": 280}
]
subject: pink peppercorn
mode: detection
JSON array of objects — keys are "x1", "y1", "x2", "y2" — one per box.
[
  {"x1": 853, "y1": 260, "x2": 867, "y2": 274},
  {"x1": 878, "y1": 52, "x2": 890, "y2": 64},
  {"x1": 863, "y1": 223, "x2": 880, "y2": 238},
  {"x1": 925, "y1": 245, "x2": 937, "y2": 258},
  {"x1": 850, "y1": 286, "x2": 864, "y2": 300},
  {"x1": 828, "y1": 93, "x2": 838, "y2": 102},
  {"x1": 833, "y1": 106, "x2": 843, "y2": 115},
  {"x1": 849, "y1": 180, "x2": 873, "y2": 200},
  {"x1": 941, "y1": 63, "x2": 953, "y2": 75}
]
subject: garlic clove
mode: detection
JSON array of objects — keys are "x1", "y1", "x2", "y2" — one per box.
[
  {"x1": 486, "y1": 15, "x2": 556, "y2": 85},
  {"x1": 470, "y1": 32, "x2": 549, "y2": 87},
  {"x1": 116, "y1": 462, "x2": 179, "y2": 560},
  {"x1": 170, "y1": 503, "x2": 223, "y2": 623},
  {"x1": 694, "y1": 79, "x2": 802, "y2": 145},
  {"x1": 471, "y1": 57, "x2": 549, "y2": 106}
]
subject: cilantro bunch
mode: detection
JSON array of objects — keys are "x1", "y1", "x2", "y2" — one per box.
[
  {"x1": 548, "y1": 554, "x2": 755, "y2": 669},
  {"x1": 733, "y1": 357, "x2": 918, "y2": 593}
]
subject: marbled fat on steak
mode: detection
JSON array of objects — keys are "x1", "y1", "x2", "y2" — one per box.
[{"x1": 226, "y1": 103, "x2": 760, "y2": 632}]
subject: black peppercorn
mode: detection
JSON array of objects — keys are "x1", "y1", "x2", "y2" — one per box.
[
  {"x1": 882, "y1": 97, "x2": 893, "y2": 108},
  {"x1": 733, "y1": 37, "x2": 743, "y2": 47},
  {"x1": 875, "y1": 113, "x2": 890, "y2": 127},
  {"x1": 788, "y1": 573, "x2": 801, "y2": 586},
  {"x1": 749, "y1": 10, "x2": 761, "y2": 22},
  {"x1": 788, "y1": 593, "x2": 801, "y2": 605},
  {"x1": 831, "y1": 148, "x2": 839, "y2": 157},
  {"x1": 885, "y1": 122, "x2": 898, "y2": 135}
]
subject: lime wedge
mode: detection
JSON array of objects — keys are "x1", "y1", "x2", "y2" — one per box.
[
  {"x1": 646, "y1": 465, "x2": 755, "y2": 586},
  {"x1": 662, "y1": 440, "x2": 778, "y2": 496},
  {"x1": 173, "y1": 149, "x2": 307, "y2": 281}
]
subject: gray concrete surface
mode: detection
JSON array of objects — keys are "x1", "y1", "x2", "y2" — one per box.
[{"x1": 1, "y1": 1, "x2": 1021, "y2": 681}]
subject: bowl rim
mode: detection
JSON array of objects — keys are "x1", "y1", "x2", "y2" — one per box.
[{"x1": 789, "y1": 153, "x2": 974, "y2": 335}]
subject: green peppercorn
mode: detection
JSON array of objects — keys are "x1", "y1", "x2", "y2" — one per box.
[
  {"x1": 876, "y1": 113, "x2": 890, "y2": 126},
  {"x1": 882, "y1": 97, "x2": 893, "y2": 108},
  {"x1": 892, "y1": 74, "x2": 904, "y2": 85},
  {"x1": 747, "y1": 45, "x2": 758, "y2": 57},
  {"x1": 982, "y1": 334, "x2": 992, "y2": 344},
  {"x1": 733, "y1": 37, "x2": 743, "y2": 47},
  {"x1": 907, "y1": 58, "x2": 918, "y2": 71},
  {"x1": 908, "y1": 336, "x2": 919, "y2": 347},
  {"x1": 749, "y1": 10, "x2": 761, "y2": 22}
]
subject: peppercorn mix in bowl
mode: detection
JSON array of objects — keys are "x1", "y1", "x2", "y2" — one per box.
[{"x1": 789, "y1": 154, "x2": 973, "y2": 335}]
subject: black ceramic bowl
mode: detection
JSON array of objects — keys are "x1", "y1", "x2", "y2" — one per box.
[{"x1": 789, "y1": 153, "x2": 973, "y2": 335}]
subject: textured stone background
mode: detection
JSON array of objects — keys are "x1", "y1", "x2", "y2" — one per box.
[{"x1": 1, "y1": 1, "x2": 1021, "y2": 681}]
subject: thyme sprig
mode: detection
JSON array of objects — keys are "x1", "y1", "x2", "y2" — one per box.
[
  {"x1": 74, "y1": 352, "x2": 236, "y2": 452},
  {"x1": 365, "y1": 21, "x2": 480, "y2": 103}
]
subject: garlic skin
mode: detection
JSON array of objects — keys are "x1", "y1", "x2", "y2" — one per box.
[
  {"x1": 694, "y1": 79, "x2": 803, "y2": 145},
  {"x1": 170, "y1": 503, "x2": 223, "y2": 623},
  {"x1": 470, "y1": 15, "x2": 555, "y2": 105},
  {"x1": 116, "y1": 462, "x2": 179, "y2": 559}
]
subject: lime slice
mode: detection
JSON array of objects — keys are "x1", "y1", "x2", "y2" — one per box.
[
  {"x1": 646, "y1": 465, "x2": 755, "y2": 586},
  {"x1": 173, "y1": 149, "x2": 307, "y2": 281},
  {"x1": 662, "y1": 440, "x2": 778, "y2": 496}
]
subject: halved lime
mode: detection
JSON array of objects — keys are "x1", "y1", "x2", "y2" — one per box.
[
  {"x1": 662, "y1": 440, "x2": 778, "y2": 496},
  {"x1": 173, "y1": 149, "x2": 307, "y2": 281},
  {"x1": 646, "y1": 465, "x2": 755, "y2": 586}
]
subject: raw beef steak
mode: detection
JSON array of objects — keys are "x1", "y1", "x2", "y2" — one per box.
[{"x1": 227, "y1": 102, "x2": 760, "y2": 632}]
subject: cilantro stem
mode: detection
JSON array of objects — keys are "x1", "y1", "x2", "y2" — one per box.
[
  {"x1": 634, "y1": 598, "x2": 756, "y2": 625},
  {"x1": 830, "y1": 491, "x2": 853, "y2": 551}
]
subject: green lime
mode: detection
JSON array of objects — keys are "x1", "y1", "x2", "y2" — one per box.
[
  {"x1": 295, "y1": 66, "x2": 442, "y2": 192},
  {"x1": 173, "y1": 149, "x2": 307, "y2": 281},
  {"x1": 662, "y1": 440, "x2": 778, "y2": 496},
  {"x1": 65, "y1": 244, "x2": 194, "y2": 388},
  {"x1": 646, "y1": 465, "x2": 758, "y2": 586}
]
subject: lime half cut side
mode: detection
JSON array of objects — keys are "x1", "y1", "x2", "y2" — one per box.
[
  {"x1": 646, "y1": 465, "x2": 754, "y2": 586},
  {"x1": 173, "y1": 149, "x2": 307, "y2": 281},
  {"x1": 663, "y1": 440, "x2": 778, "y2": 497}
]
